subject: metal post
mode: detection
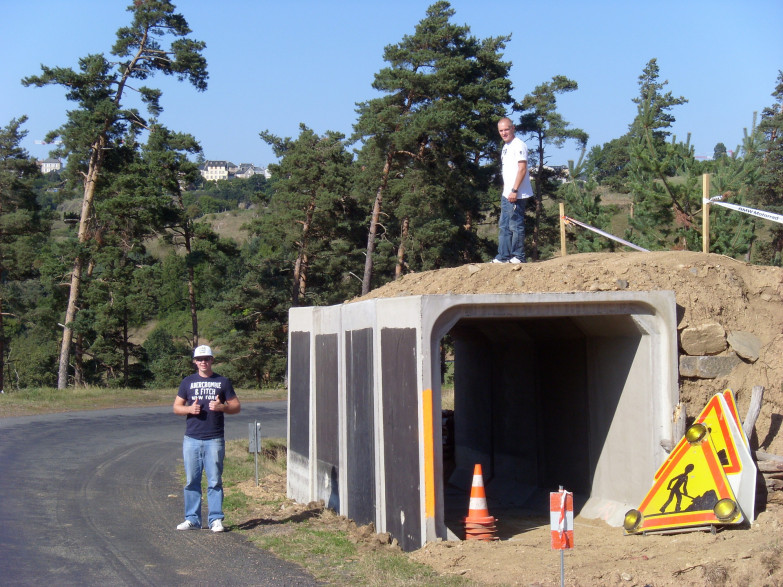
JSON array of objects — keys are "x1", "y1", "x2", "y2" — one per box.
[
  {"x1": 254, "y1": 420, "x2": 260, "y2": 487},
  {"x1": 559, "y1": 485, "x2": 565, "y2": 587}
]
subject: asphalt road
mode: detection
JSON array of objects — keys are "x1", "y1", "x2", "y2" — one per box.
[{"x1": 0, "y1": 402, "x2": 318, "y2": 586}]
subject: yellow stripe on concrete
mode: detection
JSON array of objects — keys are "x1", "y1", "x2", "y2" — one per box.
[{"x1": 422, "y1": 388, "x2": 435, "y2": 519}]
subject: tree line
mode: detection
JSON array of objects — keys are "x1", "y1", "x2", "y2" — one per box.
[{"x1": 1, "y1": 0, "x2": 781, "y2": 391}]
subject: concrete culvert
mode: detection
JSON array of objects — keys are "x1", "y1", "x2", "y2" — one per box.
[{"x1": 288, "y1": 290, "x2": 678, "y2": 551}]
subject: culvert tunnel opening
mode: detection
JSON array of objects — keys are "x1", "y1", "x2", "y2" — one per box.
[{"x1": 440, "y1": 312, "x2": 648, "y2": 536}]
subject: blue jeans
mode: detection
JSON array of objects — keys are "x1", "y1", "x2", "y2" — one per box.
[
  {"x1": 182, "y1": 436, "x2": 225, "y2": 526},
  {"x1": 496, "y1": 196, "x2": 526, "y2": 262}
]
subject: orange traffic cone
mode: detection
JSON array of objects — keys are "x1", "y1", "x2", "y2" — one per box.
[{"x1": 462, "y1": 464, "x2": 498, "y2": 541}]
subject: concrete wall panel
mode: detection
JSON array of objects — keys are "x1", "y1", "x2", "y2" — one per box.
[
  {"x1": 381, "y1": 327, "x2": 421, "y2": 551},
  {"x1": 315, "y1": 333, "x2": 339, "y2": 510},
  {"x1": 288, "y1": 330, "x2": 311, "y2": 503},
  {"x1": 345, "y1": 328, "x2": 376, "y2": 526}
]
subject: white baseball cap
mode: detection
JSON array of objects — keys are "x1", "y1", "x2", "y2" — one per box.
[{"x1": 193, "y1": 345, "x2": 213, "y2": 358}]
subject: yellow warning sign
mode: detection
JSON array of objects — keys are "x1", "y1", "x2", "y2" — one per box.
[
  {"x1": 696, "y1": 393, "x2": 742, "y2": 475},
  {"x1": 625, "y1": 424, "x2": 743, "y2": 534},
  {"x1": 654, "y1": 392, "x2": 742, "y2": 480}
]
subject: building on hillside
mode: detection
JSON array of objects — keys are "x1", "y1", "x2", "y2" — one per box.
[
  {"x1": 199, "y1": 160, "x2": 270, "y2": 181},
  {"x1": 235, "y1": 163, "x2": 270, "y2": 179},
  {"x1": 199, "y1": 160, "x2": 236, "y2": 181},
  {"x1": 530, "y1": 164, "x2": 570, "y2": 184},
  {"x1": 38, "y1": 158, "x2": 62, "y2": 174}
]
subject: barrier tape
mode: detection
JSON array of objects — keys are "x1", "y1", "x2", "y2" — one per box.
[
  {"x1": 561, "y1": 215, "x2": 650, "y2": 252},
  {"x1": 558, "y1": 490, "x2": 568, "y2": 537},
  {"x1": 704, "y1": 196, "x2": 783, "y2": 225},
  {"x1": 550, "y1": 489, "x2": 574, "y2": 549}
]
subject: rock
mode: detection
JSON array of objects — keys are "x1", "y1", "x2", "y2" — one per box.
[
  {"x1": 727, "y1": 330, "x2": 761, "y2": 362},
  {"x1": 680, "y1": 322, "x2": 727, "y2": 355},
  {"x1": 680, "y1": 354, "x2": 741, "y2": 378}
]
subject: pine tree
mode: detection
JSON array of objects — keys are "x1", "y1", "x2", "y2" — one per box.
[
  {"x1": 353, "y1": 1, "x2": 513, "y2": 293},
  {"x1": 22, "y1": 0, "x2": 207, "y2": 388},
  {"x1": 211, "y1": 242, "x2": 291, "y2": 387},
  {"x1": 753, "y1": 71, "x2": 783, "y2": 264},
  {"x1": 625, "y1": 59, "x2": 694, "y2": 250},
  {"x1": 518, "y1": 76, "x2": 588, "y2": 260},
  {"x1": 143, "y1": 123, "x2": 204, "y2": 345},
  {"x1": 0, "y1": 117, "x2": 47, "y2": 391},
  {"x1": 559, "y1": 152, "x2": 615, "y2": 253},
  {"x1": 71, "y1": 127, "x2": 181, "y2": 386},
  {"x1": 705, "y1": 116, "x2": 762, "y2": 259},
  {"x1": 259, "y1": 125, "x2": 361, "y2": 306}
]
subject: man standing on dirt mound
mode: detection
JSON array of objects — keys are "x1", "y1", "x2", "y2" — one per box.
[
  {"x1": 173, "y1": 345, "x2": 241, "y2": 532},
  {"x1": 493, "y1": 117, "x2": 533, "y2": 264}
]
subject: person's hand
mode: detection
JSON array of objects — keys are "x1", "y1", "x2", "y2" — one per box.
[
  {"x1": 190, "y1": 401, "x2": 201, "y2": 415},
  {"x1": 509, "y1": 192, "x2": 518, "y2": 203},
  {"x1": 209, "y1": 397, "x2": 223, "y2": 412}
]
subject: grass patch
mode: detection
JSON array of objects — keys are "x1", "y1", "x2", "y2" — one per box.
[
  {"x1": 246, "y1": 523, "x2": 460, "y2": 586},
  {"x1": 0, "y1": 387, "x2": 286, "y2": 418},
  {"x1": 221, "y1": 439, "x2": 468, "y2": 586}
]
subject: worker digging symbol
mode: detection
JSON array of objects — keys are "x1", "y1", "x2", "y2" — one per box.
[
  {"x1": 624, "y1": 417, "x2": 746, "y2": 535},
  {"x1": 659, "y1": 463, "x2": 695, "y2": 513}
]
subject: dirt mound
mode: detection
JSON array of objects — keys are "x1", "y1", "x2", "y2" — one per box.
[{"x1": 361, "y1": 250, "x2": 783, "y2": 454}]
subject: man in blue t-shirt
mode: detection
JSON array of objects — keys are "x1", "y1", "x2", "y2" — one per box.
[{"x1": 173, "y1": 345, "x2": 241, "y2": 532}]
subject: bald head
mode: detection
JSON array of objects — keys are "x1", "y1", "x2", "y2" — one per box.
[{"x1": 497, "y1": 118, "x2": 515, "y2": 144}]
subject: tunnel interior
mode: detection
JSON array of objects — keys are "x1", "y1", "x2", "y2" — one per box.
[{"x1": 441, "y1": 312, "x2": 651, "y2": 532}]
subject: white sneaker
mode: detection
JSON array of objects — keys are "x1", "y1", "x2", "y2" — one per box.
[
  {"x1": 210, "y1": 519, "x2": 225, "y2": 533},
  {"x1": 491, "y1": 258, "x2": 507, "y2": 264},
  {"x1": 509, "y1": 257, "x2": 523, "y2": 264},
  {"x1": 177, "y1": 520, "x2": 200, "y2": 530}
]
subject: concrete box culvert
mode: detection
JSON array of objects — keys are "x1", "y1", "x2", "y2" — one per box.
[{"x1": 288, "y1": 291, "x2": 678, "y2": 551}]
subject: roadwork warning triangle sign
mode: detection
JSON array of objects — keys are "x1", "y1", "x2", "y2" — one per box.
[
  {"x1": 650, "y1": 391, "x2": 756, "y2": 523},
  {"x1": 624, "y1": 422, "x2": 744, "y2": 534}
]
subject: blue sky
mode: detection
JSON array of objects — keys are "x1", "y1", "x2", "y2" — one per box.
[{"x1": 2, "y1": 1, "x2": 781, "y2": 168}]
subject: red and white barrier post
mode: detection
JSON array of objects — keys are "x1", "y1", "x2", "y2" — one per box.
[{"x1": 550, "y1": 486, "x2": 573, "y2": 587}]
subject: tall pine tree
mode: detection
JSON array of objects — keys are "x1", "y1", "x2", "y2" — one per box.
[
  {"x1": 353, "y1": 1, "x2": 513, "y2": 293},
  {"x1": 624, "y1": 59, "x2": 693, "y2": 250},
  {"x1": 23, "y1": 0, "x2": 207, "y2": 388},
  {"x1": 259, "y1": 125, "x2": 361, "y2": 306},
  {"x1": 0, "y1": 117, "x2": 47, "y2": 391}
]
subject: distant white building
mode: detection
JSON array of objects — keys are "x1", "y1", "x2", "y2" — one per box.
[
  {"x1": 200, "y1": 160, "x2": 235, "y2": 181},
  {"x1": 199, "y1": 160, "x2": 270, "y2": 181},
  {"x1": 235, "y1": 163, "x2": 270, "y2": 179},
  {"x1": 38, "y1": 158, "x2": 62, "y2": 174}
]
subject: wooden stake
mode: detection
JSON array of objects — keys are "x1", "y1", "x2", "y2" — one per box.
[
  {"x1": 702, "y1": 174, "x2": 710, "y2": 254},
  {"x1": 559, "y1": 203, "x2": 567, "y2": 257},
  {"x1": 743, "y1": 385, "x2": 764, "y2": 441}
]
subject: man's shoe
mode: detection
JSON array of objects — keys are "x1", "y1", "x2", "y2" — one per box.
[
  {"x1": 210, "y1": 519, "x2": 225, "y2": 533},
  {"x1": 491, "y1": 258, "x2": 507, "y2": 264},
  {"x1": 509, "y1": 257, "x2": 523, "y2": 264},
  {"x1": 177, "y1": 520, "x2": 200, "y2": 530}
]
